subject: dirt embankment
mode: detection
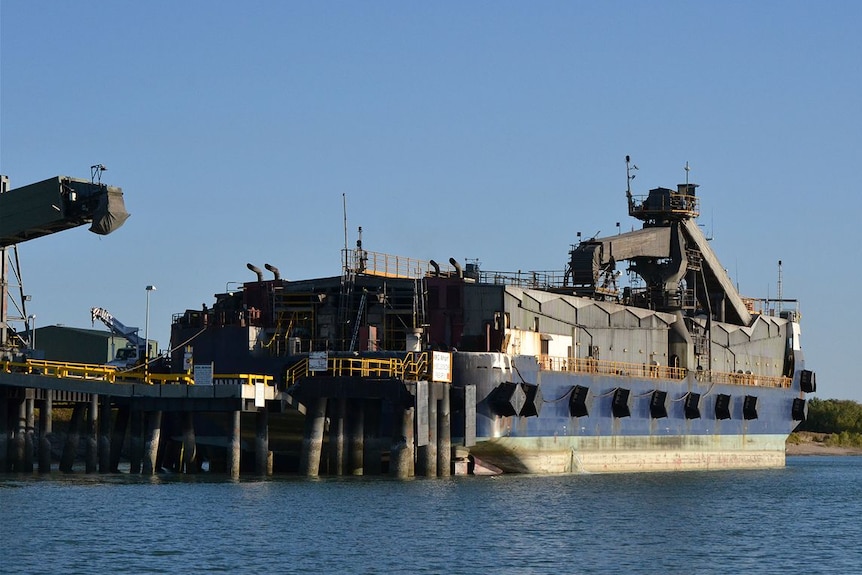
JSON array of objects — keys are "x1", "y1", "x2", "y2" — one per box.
[{"x1": 786, "y1": 431, "x2": 862, "y2": 456}]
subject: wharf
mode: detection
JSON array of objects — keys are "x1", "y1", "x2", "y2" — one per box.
[{"x1": 0, "y1": 355, "x2": 458, "y2": 479}]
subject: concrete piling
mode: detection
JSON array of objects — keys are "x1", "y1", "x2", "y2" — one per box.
[
  {"x1": 390, "y1": 406, "x2": 414, "y2": 479},
  {"x1": 110, "y1": 405, "x2": 130, "y2": 473},
  {"x1": 363, "y1": 399, "x2": 382, "y2": 475},
  {"x1": 348, "y1": 399, "x2": 364, "y2": 476},
  {"x1": 129, "y1": 408, "x2": 143, "y2": 474},
  {"x1": 143, "y1": 410, "x2": 162, "y2": 475},
  {"x1": 227, "y1": 410, "x2": 241, "y2": 479},
  {"x1": 181, "y1": 412, "x2": 197, "y2": 474},
  {"x1": 59, "y1": 403, "x2": 85, "y2": 473},
  {"x1": 438, "y1": 384, "x2": 452, "y2": 477},
  {"x1": 299, "y1": 397, "x2": 327, "y2": 477},
  {"x1": 98, "y1": 396, "x2": 111, "y2": 473},
  {"x1": 255, "y1": 409, "x2": 269, "y2": 476},
  {"x1": 0, "y1": 397, "x2": 8, "y2": 472},
  {"x1": 23, "y1": 397, "x2": 35, "y2": 472},
  {"x1": 86, "y1": 395, "x2": 98, "y2": 473},
  {"x1": 38, "y1": 394, "x2": 53, "y2": 473},
  {"x1": 329, "y1": 397, "x2": 347, "y2": 475}
]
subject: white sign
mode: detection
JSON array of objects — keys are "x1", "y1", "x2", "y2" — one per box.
[
  {"x1": 431, "y1": 351, "x2": 453, "y2": 383},
  {"x1": 309, "y1": 351, "x2": 329, "y2": 372},
  {"x1": 194, "y1": 363, "x2": 214, "y2": 386}
]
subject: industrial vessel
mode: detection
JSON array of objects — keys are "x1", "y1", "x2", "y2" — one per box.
[{"x1": 170, "y1": 160, "x2": 815, "y2": 473}]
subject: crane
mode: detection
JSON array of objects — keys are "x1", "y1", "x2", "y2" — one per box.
[{"x1": 91, "y1": 306, "x2": 147, "y2": 367}]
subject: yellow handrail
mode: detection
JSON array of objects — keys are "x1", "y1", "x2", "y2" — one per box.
[
  {"x1": 1, "y1": 359, "x2": 272, "y2": 387},
  {"x1": 537, "y1": 354, "x2": 791, "y2": 388},
  {"x1": 284, "y1": 352, "x2": 431, "y2": 386}
]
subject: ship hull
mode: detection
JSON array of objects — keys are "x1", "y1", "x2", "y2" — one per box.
[{"x1": 455, "y1": 352, "x2": 801, "y2": 474}]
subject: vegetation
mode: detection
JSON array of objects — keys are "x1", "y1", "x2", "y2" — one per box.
[{"x1": 789, "y1": 398, "x2": 862, "y2": 449}]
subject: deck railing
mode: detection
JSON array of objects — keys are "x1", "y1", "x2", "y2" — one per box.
[
  {"x1": 536, "y1": 354, "x2": 791, "y2": 388},
  {"x1": 0, "y1": 359, "x2": 272, "y2": 386},
  {"x1": 285, "y1": 351, "x2": 430, "y2": 386}
]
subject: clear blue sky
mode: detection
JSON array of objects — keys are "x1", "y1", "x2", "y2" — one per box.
[{"x1": 2, "y1": 2, "x2": 860, "y2": 400}]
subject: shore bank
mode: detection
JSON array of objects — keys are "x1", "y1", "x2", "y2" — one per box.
[{"x1": 786, "y1": 432, "x2": 862, "y2": 456}]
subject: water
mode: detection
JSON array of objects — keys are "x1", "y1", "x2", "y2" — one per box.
[{"x1": 2, "y1": 457, "x2": 860, "y2": 575}]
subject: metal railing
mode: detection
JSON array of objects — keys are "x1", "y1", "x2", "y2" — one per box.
[
  {"x1": 1, "y1": 359, "x2": 272, "y2": 386},
  {"x1": 285, "y1": 351, "x2": 430, "y2": 386},
  {"x1": 536, "y1": 354, "x2": 791, "y2": 388}
]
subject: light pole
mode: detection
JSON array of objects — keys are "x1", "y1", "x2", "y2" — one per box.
[{"x1": 145, "y1": 285, "x2": 156, "y2": 379}]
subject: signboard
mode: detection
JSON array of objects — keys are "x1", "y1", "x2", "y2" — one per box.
[
  {"x1": 255, "y1": 382, "x2": 266, "y2": 408},
  {"x1": 309, "y1": 351, "x2": 329, "y2": 372},
  {"x1": 431, "y1": 351, "x2": 453, "y2": 383},
  {"x1": 194, "y1": 363, "x2": 214, "y2": 386}
]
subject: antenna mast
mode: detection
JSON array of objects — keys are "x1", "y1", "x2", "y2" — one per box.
[{"x1": 777, "y1": 260, "x2": 783, "y2": 314}]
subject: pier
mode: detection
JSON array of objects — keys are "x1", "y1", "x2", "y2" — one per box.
[{"x1": 0, "y1": 353, "x2": 462, "y2": 478}]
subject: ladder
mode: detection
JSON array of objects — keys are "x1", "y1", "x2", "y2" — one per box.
[{"x1": 348, "y1": 290, "x2": 367, "y2": 352}]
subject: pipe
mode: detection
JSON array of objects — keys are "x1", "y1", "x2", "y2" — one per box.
[
  {"x1": 246, "y1": 263, "x2": 263, "y2": 282},
  {"x1": 449, "y1": 258, "x2": 462, "y2": 278},
  {"x1": 429, "y1": 260, "x2": 440, "y2": 276},
  {"x1": 264, "y1": 263, "x2": 281, "y2": 280}
]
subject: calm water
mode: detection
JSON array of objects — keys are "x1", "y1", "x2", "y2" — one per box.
[{"x1": 1, "y1": 457, "x2": 860, "y2": 575}]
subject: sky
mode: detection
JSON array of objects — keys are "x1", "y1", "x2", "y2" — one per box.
[{"x1": 1, "y1": 1, "x2": 860, "y2": 400}]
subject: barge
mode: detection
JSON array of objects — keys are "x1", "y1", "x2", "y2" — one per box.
[{"x1": 170, "y1": 159, "x2": 815, "y2": 474}]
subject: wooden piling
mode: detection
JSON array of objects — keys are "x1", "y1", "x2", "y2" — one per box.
[
  {"x1": 299, "y1": 397, "x2": 327, "y2": 477},
  {"x1": 437, "y1": 384, "x2": 452, "y2": 477},
  {"x1": 143, "y1": 410, "x2": 162, "y2": 475},
  {"x1": 426, "y1": 385, "x2": 438, "y2": 477},
  {"x1": 254, "y1": 409, "x2": 268, "y2": 476},
  {"x1": 227, "y1": 410, "x2": 241, "y2": 479},
  {"x1": 38, "y1": 394, "x2": 53, "y2": 473},
  {"x1": 12, "y1": 398, "x2": 25, "y2": 471}
]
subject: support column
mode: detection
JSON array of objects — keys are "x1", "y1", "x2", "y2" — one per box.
[
  {"x1": 299, "y1": 397, "x2": 327, "y2": 477},
  {"x1": 390, "y1": 406, "x2": 414, "y2": 479},
  {"x1": 254, "y1": 409, "x2": 269, "y2": 476},
  {"x1": 0, "y1": 397, "x2": 8, "y2": 472},
  {"x1": 39, "y1": 394, "x2": 53, "y2": 473},
  {"x1": 23, "y1": 397, "x2": 35, "y2": 473},
  {"x1": 227, "y1": 410, "x2": 241, "y2": 480},
  {"x1": 60, "y1": 403, "x2": 85, "y2": 473},
  {"x1": 182, "y1": 412, "x2": 197, "y2": 474},
  {"x1": 12, "y1": 398, "x2": 24, "y2": 471},
  {"x1": 110, "y1": 405, "x2": 130, "y2": 473},
  {"x1": 348, "y1": 399, "x2": 364, "y2": 476},
  {"x1": 437, "y1": 384, "x2": 452, "y2": 477},
  {"x1": 426, "y1": 386, "x2": 438, "y2": 477},
  {"x1": 142, "y1": 410, "x2": 162, "y2": 475},
  {"x1": 85, "y1": 395, "x2": 98, "y2": 473},
  {"x1": 363, "y1": 399, "x2": 382, "y2": 475},
  {"x1": 98, "y1": 396, "x2": 111, "y2": 473},
  {"x1": 328, "y1": 397, "x2": 347, "y2": 476},
  {"x1": 128, "y1": 408, "x2": 143, "y2": 474}
]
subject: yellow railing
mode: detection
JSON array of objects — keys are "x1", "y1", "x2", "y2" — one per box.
[
  {"x1": 537, "y1": 354, "x2": 791, "y2": 388},
  {"x1": 1, "y1": 359, "x2": 272, "y2": 387},
  {"x1": 285, "y1": 352, "x2": 430, "y2": 386}
]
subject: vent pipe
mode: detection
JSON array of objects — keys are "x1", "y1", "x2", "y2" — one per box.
[
  {"x1": 265, "y1": 263, "x2": 281, "y2": 280},
  {"x1": 246, "y1": 263, "x2": 263, "y2": 282},
  {"x1": 449, "y1": 257, "x2": 463, "y2": 278}
]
